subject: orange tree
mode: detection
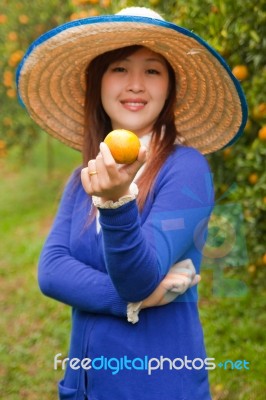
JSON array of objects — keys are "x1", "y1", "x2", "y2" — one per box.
[
  {"x1": 95, "y1": 0, "x2": 265, "y2": 275},
  {"x1": 0, "y1": 0, "x2": 76, "y2": 154},
  {"x1": 136, "y1": 1, "x2": 266, "y2": 273},
  {"x1": 0, "y1": 0, "x2": 120, "y2": 155},
  {"x1": 1, "y1": 1, "x2": 265, "y2": 278},
  {"x1": 0, "y1": 0, "x2": 265, "y2": 398},
  {"x1": 1, "y1": 1, "x2": 265, "y2": 273}
]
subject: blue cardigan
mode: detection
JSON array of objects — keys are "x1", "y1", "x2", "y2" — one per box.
[{"x1": 38, "y1": 146, "x2": 214, "y2": 400}]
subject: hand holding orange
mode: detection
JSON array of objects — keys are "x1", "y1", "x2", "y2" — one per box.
[{"x1": 104, "y1": 129, "x2": 141, "y2": 164}]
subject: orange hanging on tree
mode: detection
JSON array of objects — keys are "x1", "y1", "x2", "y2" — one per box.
[
  {"x1": 232, "y1": 65, "x2": 249, "y2": 81},
  {"x1": 258, "y1": 126, "x2": 266, "y2": 141}
]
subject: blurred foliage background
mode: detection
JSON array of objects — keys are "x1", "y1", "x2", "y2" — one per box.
[{"x1": 0, "y1": 0, "x2": 265, "y2": 399}]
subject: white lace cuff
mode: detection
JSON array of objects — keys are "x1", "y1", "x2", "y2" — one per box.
[
  {"x1": 92, "y1": 182, "x2": 138, "y2": 209},
  {"x1": 127, "y1": 301, "x2": 142, "y2": 324}
]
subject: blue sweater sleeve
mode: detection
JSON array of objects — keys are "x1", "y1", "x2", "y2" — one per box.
[
  {"x1": 38, "y1": 170, "x2": 127, "y2": 317},
  {"x1": 99, "y1": 147, "x2": 214, "y2": 302}
]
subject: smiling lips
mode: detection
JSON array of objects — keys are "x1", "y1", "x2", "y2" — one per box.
[{"x1": 120, "y1": 99, "x2": 147, "y2": 111}]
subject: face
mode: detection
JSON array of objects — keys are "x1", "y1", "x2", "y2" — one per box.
[{"x1": 101, "y1": 47, "x2": 170, "y2": 137}]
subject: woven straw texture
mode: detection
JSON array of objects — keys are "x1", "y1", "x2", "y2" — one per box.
[{"x1": 18, "y1": 18, "x2": 246, "y2": 154}]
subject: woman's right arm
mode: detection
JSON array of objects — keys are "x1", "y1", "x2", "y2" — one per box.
[
  {"x1": 38, "y1": 170, "x2": 197, "y2": 317},
  {"x1": 38, "y1": 171, "x2": 127, "y2": 317}
]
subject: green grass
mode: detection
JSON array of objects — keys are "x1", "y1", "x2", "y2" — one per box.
[
  {"x1": 199, "y1": 269, "x2": 266, "y2": 399},
  {"x1": 0, "y1": 136, "x2": 81, "y2": 399},
  {"x1": 0, "y1": 136, "x2": 265, "y2": 399}
]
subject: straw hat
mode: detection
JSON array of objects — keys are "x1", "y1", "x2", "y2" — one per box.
[{"x1": 16, "y1": 7, "x2": 247, "y2": 154}]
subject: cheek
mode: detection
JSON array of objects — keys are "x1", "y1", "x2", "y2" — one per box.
[
  {"x1": 101, "y1": 75, "x2": 109, "y2": 102},
  {"x1": 152, "y1": 78, "x2": 169, "y2": 104},
  {"x1": 101, "y1": 76, "x2": 114, "y2": 113},
  {"x1": 101, "y1": 74, "x2": 120, "y2": 97},
  {"x1": 156, "y1": 82, "x2": 169, "y2": 107}
]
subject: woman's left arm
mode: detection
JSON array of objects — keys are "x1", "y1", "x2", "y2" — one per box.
[{"x1": 98, "y1": 147, "x2": 214, "y2": 302}]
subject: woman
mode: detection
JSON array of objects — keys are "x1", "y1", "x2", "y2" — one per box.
[{"x1": 16, "y1": 7, "x2": 247, "y2": 400}]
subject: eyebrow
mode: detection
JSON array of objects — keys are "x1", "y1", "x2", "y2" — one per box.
[
  {"x1": 122, "y1": 57, "x2": 166, "y2": 65},
  {"x1": 145, "y1": 58, "x2": 166, "y2": 65}
]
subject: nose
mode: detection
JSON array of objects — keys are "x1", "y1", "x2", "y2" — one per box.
[{"x1": 126, "y1": 71, "x2": 145, "y2": 93}]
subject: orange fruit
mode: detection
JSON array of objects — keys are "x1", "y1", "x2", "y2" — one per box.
[
  {"x1": 258, "y1": 126, "x2": 266, "y2": 141},
  {"x1": 104, "y1": 129, "x2": 140, "y2": 164},
  {"x1": 8, "y1": 50, "x2": 24, "y2": 67},
  {"x1": 0, "y1": 14, "x2": 7, "y2": 24},
  {"x1": 18, "y1": 14, "x2": 29, "y2": 24},
  {"x1": 0, "y1": 140, "x2": 6, "y2": 150},
  {"x1": 101, "y1": 0, "x2": 111, "y2": 6},
  {"x1": 232, "y1": 65, "x2": 249, "y2": 81},
  {"x1": 6, "y1": 88, "x2": 16, "y2": 98},
  {"x1": 248, "y1": 173, "x2": 259, "y2": 185},
  {"x1": 3, "y1": 70, "x2": 13, "y2": 87},
  {"x1": 8, "y1": 31, "x2": 18, "y2": 41},
  {"x1": 222, "y1": 147, "x2": 232, "y2": 158},
  {"x1": 88, "y1": 8, "x2": 99, "y2": 17},
  {"x1": 252, "y1": 103, "x2": 266, "y2": 120},
  {"x1": 210, "y1": 5, "x2": 219, "y2": 14}
]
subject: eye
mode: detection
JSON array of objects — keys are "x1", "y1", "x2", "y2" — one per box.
[
  {"x1": 111, "y1": 67, "x2": 127, "y2": 73},
  {"x1": 146, "y1": 69, "x2": 160, "y2": 75}
]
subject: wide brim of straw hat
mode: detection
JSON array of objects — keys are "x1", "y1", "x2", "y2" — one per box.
[{"x1": 16, "y1": 12, "x2": 247, "y2": 154}]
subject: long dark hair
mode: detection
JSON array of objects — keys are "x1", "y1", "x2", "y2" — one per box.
[{"x1": 83, "y1": 45, "x2": 181, "y2": 210}]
